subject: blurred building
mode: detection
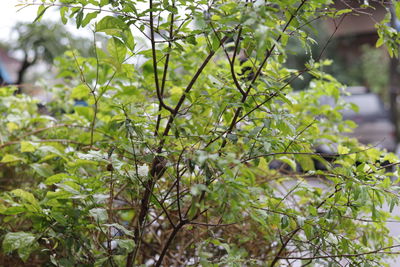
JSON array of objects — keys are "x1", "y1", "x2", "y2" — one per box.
[
  {"x1": 0, "y1": 48, "x2": 20, "y2": 85},
  {"x1": 325, "y1": 0, "x2": 387, "y2": 65}
]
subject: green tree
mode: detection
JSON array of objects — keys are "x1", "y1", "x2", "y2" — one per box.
[
  {"x1": 1, "y1": 0, "x2": 400, "y2": 266},
  {"x1": 4, "y1": 21, "x2": 92, "y2": 90}
]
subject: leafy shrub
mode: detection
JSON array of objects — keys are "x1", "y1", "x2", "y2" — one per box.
[{"x1": 1, "y1": 1, "x2": 400, "y2": 266}]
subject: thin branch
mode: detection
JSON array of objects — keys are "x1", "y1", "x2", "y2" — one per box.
[
  {"x1": 283, "y1": 120, "x2": 316, "y2": 152},
  {"x1": 211, "y1": 23, "x2": 245, "y2": 96},
  {"x1": 158, "y1": 34, "x2": 230, "y2": 151},
  {"x1": 155, "y1": 3, "x2": 176, "y2": 136},
  {"x1": 149, "y1": 0, "x2": 174, "y2": 114}
]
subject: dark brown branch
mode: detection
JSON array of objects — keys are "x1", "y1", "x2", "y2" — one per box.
[
  {"x1": 155, "y1": 4, "x2": 175, "y2": 136},
  {"x1": 211, "y1": 24, "x2": 245, "y2": 96},
  {"x1": 149, "y1": 0, "x2": 174, "y2": 114}
]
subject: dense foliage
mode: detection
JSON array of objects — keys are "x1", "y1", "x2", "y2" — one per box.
[{"x1": 2, "y1": 0, "x2": 400, "y2": 266}]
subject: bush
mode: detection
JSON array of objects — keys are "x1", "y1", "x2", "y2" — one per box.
[{"x1": 1, "y1": 1, "x2": 400, "y2": 266}]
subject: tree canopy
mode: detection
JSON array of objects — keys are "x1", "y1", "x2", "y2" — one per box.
[
  {"x1": 1, "y1": 20, "x2": 92, "y2": 88},
  {"x1": 1, "y1": 0, "x2": 400, "y2": 266}
]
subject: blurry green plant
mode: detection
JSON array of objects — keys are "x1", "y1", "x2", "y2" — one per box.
[
  {"x1": 1, "y1": 0, "x2": 400, "y2": 266},
  {"x1": 361, "y1": 45, "x2": 390, "y2": 97}
]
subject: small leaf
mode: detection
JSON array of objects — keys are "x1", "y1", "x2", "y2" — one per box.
[
  {"x1": 81, "y1": 11, "x2": 100, "y2": 27},
  {"x1": 335, "y1": 8, "x2": 352, "y2": 16},
  {"x1": 76, "y1": 10, "x2": 84, "y2": 28},
  {"x1": 34, "y1": 5, "x2": 49, "y2": 23},
  {"x1": 117, "y1": 239, "x2": 135, "y2": 252},
  {"x1": 121, "y1": 29, "x2": 136, "y2": 51},
  {"x1": 376, "y1": 37, "x2": 384, "y2": 48},
  {"x1": 44, "y1": 173, "x2": 69, "y2": 185},
  {"x1": 60, "y1": 6, "x2": 68, "y2": 24},
  {"x1": 90, "y1": 208, "x2": 108, "y2": 222},
  {"x1": 20, "y1": 141, "x2": 36, "y2": 153},
  {"x1": 338, "y1": 144, "x2": 349, "y2": 155},
  {"x1": 258, "y1": 157, "x2": 269, "y2": 171},
  {"x1": 96, "y1": 16, "x2": 127, "y2": 34},
  {"x1": 107, "y1": 37, "x2": 127, "y2": 66},
  {"x1": 7, "y1": 122, "x2": 19, "y2": 132},
  {"x1": 1, "y1": 154, "x2": 25, "y2": 163},
  {"x1": 281, "y1": 215, "x2": 289, "y2": 229},
  {"x1": 72, "y1": 84, "x2": 91, "y2": 99},
  {"x1": 31, "y1": 163, "x2": 54, "y2": 177}
]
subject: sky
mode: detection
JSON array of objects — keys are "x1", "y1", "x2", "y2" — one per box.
[{"x1": 1, "y1": 1, "x2": 38, "y2": 41}]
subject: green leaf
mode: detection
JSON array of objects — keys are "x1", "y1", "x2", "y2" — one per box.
[
  {"x1": 3, "y1": 232, "x2": 36, "y2": 261},
  {"x1": 258, "y1": 157, "x2": 269, "y2": 171},
  {"x1": 72, "y1": 84, "x2": 91, "y2": 99},
  {"x1": 117, "y1": 239, "x2": 135, "y2": 252},
  {"x1": 11, "y1": 189, "x2": 40, "y2": 210},
  {"x1": 0, "y1": 205, "x2": 26, "y2": 215},
  {"x1": 1, "y1": 154, "x2": 25, "y2": 163},
  {"x1": 376, "y1": 37, "x2": 384, "y2": 48},
  {"x1": 90, "y1": 208, "x2": 108, "y2": 222},
  {"x1": 76, "y1": 10, "x2": 84, "y2": 28},
  {"x1": 395, "y1": 2, "x2": 400, "y2": 20},
  {"x1": 390, "y1": 197, "x2": 397, "y2": 213},
  {"x1": 335, "y1": 9, "x2": 352, "y2": 16},
  {"x1": 121, "y1": 30, "x2": 136, "y2": 51},
  {"x1": 107, "y1": 37, "x2": 127, "y2": 66},
  {"x1": 338, "y1": 144, "x2": 349, "y2": 155},
  {"x1": 281, "y1": 215, "x2": 289, "y2": 229},
  {"x1": 81, "y1": 11, "x2": 100, "y2": 27},
  {"x1": 278, "y1": 156, "x2": 297, "y2": 171},
  {"x1": 296, "y1": 155, "x2": 315, "y2": 171},
  {"x1": 20, "y1": 141, "x2": 36, "y2": 153},
  {"x1": 44, "y1": 173, "x2": 69, "y2": 185},
  {"x1": 100, "y1": 0, "x2": 109, "y2": 7},
  {"x1": 34, "y1": 5, "x2": 49, "y2": 23},
  {"x1": 60, "y1": 6, "x2": 68, "y2": 24},
  {"x1": 31, "y1": 163, "x2": 54, "y2": 177},
  {"x1": 95, "y1": 16, "x2": 127, "y2": 34}
]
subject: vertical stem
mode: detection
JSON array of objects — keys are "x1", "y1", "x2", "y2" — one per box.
[
  {"x1": 150, "y1": 0, "x2": 174, "y2": 114},
  {"x1": 90, "y1": 99, "x2": 98, "y2": 147},
  {"x1": 155, "y1": 4, "x2": 175, "y2": 136}
]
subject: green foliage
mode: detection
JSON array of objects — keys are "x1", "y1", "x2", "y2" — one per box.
[{"x1": 1, "y1": 0, "x2": 400, "y2": 266}]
